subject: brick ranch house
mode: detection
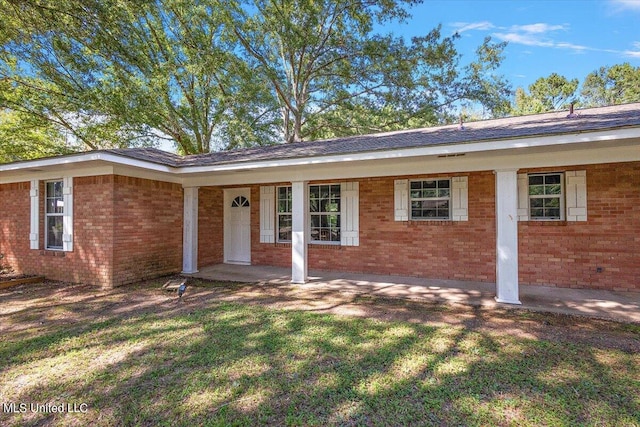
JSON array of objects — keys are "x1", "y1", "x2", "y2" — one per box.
[{"x1": 1, "y1": 103, "x2": 639, "y2": 304}]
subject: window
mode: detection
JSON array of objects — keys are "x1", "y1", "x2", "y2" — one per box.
[
  {"x1": 277, "y1": 186, "x2": 292, "y2": 242},
  {"x1": 265, "y1": 183, "x2": 356, "y2": 245},
  {"x1": 231, "y1": 196, "x2": 250, "y2": 207},
  {"x1": 45, "y1": 180, "x2": 64, "y2": 250},
  {"x1": 528, "y1": 173, "x2": 563, "y2": 220},
  {"x1": 309, "y1": 184, "x2": 341, "y2": 242},
  {"x1": 410, "y1": 179, "x2": 451, "y2": 220}
]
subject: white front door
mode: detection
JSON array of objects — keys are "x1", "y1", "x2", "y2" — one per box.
[{"x1": 224, "y1": 188, "x2": 251, "y2": 264}]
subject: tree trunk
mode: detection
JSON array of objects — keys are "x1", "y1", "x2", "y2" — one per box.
[{"x1": 293, "y1": 111, "x2": 303, "y2": 143}]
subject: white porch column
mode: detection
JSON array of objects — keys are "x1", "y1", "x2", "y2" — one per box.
[
  {"x1": 291, "y1": 181, "x2": 308, "y2": 283},
  {"x1": 494, "y1": 170, "x2": 521, "y2": 304},
  {"x1": 182, "y1": 187, "x2": 199, "y2": 274}
]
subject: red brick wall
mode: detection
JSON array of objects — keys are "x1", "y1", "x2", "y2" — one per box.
[
  {"x1": 1, "y1": 181, "x2": 34, "y2": 276},
  {"x1": 250, "y1": 185, "x2": 292, "y2": 267},
  {"x1": 70, "y1": 176, "x2": 115, "y2": 285},
  {"x1": 519, "y1": 162, "x2": 640, "y2": 291},
  {"x1": 198, "y1": 187, "x2": 224, "y2": 266},
  {"x1": 251, "y1": 172, "x2": 497, "y2": 282},
  {"x1": 3, "y1": 161, "x2": 637, "y2": 291},
  {"x1": 0, "y1": 176, "x2": 115, "y2": 286},
  {"x1": 251, "y1": 164, "x2": 639, "y2": 291},
  {"x1": 1, "y1": 175, "x2": 183, "y2": 288},
  {"x1": 112, "y1": 176, "x2": 183, "y2": 286}
]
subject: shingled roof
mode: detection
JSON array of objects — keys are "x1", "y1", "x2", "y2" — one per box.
[{"x1": 54, "y1": 102, "x2": 640, "y2": 168}]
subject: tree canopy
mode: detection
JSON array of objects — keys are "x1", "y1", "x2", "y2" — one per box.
[
  {"x1": 0, "y1": 77, "x2": 72, "y2": 162},
  {"x1": 511, "y1": 73, "x2": 578, "y2": 115},
  {"x1": 0, "y1": 108, "x2": 72, "y2": 163},
  {"x1": 510, "y1": 64, "x2": 640, "y2": 116},
  {"x1": 231, "y1": 1, "x2": 511, "y2": 142},
  {"x1": 0, "y1": 0, "x2": 278, "y2": 155},
  {"x1": 0, "y1": 0, "x2": 511, "y2": 159},
  {"x1": 580, "y1": 63, "x2": 640, "y2": 107}
]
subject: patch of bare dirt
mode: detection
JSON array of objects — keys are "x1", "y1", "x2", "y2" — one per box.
[{"x1": 1, "y1": 277, "x2": 638, "y2": 353}]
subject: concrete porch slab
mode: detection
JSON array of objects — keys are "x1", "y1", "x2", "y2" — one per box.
[{"x1": 186, "y1": 264, "x2": 640, "y2": 323}]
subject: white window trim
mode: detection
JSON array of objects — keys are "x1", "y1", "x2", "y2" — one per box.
[
  {"x1": 44, "y1": 179, "x2": 64, "y2": 251},
  {"x1": 396, "y1": 177, "x2": 467, "y2": 222},
  {"x1": 276, "y1": 185, "x2": 292, "y2": 243},
  {"x1": 29, "y1": 180, "x2": 39, "y2": 249},
  {"x1": 340, "y1": 182, "x2": 359, "y2": 246},
  {"x1": 42, "y1": 177, "x2": 73, "y2": 251},
  {"x1": 409, "y1": 177, "x2": 453, "y2": 221},
  {"x1": 268, "y1": 183, "x2": 358, "y2": 246},
  {"x1": 527, "y1": 172, "x2": 565, "y2": 221},
  {"x1": 309, "y1": 183, "x2": 342, "y2": 245}
]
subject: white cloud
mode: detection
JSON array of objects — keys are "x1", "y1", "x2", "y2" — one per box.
[
  {"x1": 493, "y1": 22, "x2": 572, "y2": 50},
  {"x1": 492, "y1": 22, "x2": 598, "y2": 55},
  {"x1": 509, "y1": 23, "x2": 568, "y2": 34},
  {"x1": 449, "y1": 18, "x2": 640, "y2": 60},
  {"x1": 451, "y1": 21, "x2": 495, "y2": 34},
  {"x1": 610, "y1": 0, "x2": 640, "y2": 11},
  {"x1": 555, "y1": 42, "x2": 588, "y2": 51},
  {"x1": 493, "y1": 32, "x2": 553, "y2": 47},
  {"x1": 497, "y1": 30, "x2": 640, "y2": 58}
]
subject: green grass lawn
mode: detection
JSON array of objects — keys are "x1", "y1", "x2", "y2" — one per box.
[{"x1": 0, "y1": 282, "x2": 638, "y2": 426}]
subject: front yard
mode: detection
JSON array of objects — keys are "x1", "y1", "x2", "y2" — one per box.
[{"x1": 0, "y1": 279, "x2": 638, "y2": 426}]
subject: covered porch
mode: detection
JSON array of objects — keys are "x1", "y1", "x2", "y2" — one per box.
[
  {"x1": 185, "y1": 264, "x2": 640, "y2": 323},
  {"x1": 181, "y1": 171, "x2": 523, "y2": 305}
]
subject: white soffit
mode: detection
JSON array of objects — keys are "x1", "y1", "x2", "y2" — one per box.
[
  {"x1": 0, "y1": 152, "x2": 175, "y2": 174},
  {"x1": 0, "y1": 153, "x2": 178, "y2": 184},
  {"x1": 175, "y1": 128, "x2": 640, "y2": 175},
  {"x1": 180, "y1": 143, "x2": 640, "y2": 187},
  {"x1": 0, "y1": 165, "x2": 116, "y2": 184},
  {"x1": 1, "y1": 127, "x2": 639, "y2": 184}
]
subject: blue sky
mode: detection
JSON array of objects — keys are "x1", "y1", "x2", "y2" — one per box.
[{"x1": 382, "y1": 0, "x2": 640, "y2": 90}]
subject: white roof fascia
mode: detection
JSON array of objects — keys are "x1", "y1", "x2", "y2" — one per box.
[
  {"x1": 0, "y1": 152, "x2": 176, "y2": 174},
  {"x1": 111, "y1": 165, "x2": 184, "y2": 184},
  {"x1": 181, "y1": 143, "x2": 640, "y2": 187},
  {"x1": 176, "y1": 127, "x2": 640, "y2": 174},
  {"x1": 0, "y1": 165, "x2": 115, "y2": 184},
  {"x1": 1, "y1": 127, "x2": 638, "y2": 178}
]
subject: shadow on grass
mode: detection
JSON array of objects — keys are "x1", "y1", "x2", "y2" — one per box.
[{"x1": 0, "y1": 282, "x2": 639, "y2": 426}]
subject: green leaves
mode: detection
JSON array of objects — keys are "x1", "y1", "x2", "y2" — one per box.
[
  {"x1": 0, "y1": 108, "x2": 71, "y2": 163},
  {"x1": 581, "y1": 63, "x2": 640, "y2": 107},
  {"x1": 511, "y1": 73, "x2": 578, "y2": 115},
  {"x1": 0, "y1": 0, "x2": 273, "y2": 156},
  {"x1": 234, "y1": 3, "x2": 512, "y2": 142},
  {"x1": 1, "y1": 0, "x2": 512, "y2": 159},
  {"x1": 511, "y1": 63, "x2": 640, "y2": 116}
]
